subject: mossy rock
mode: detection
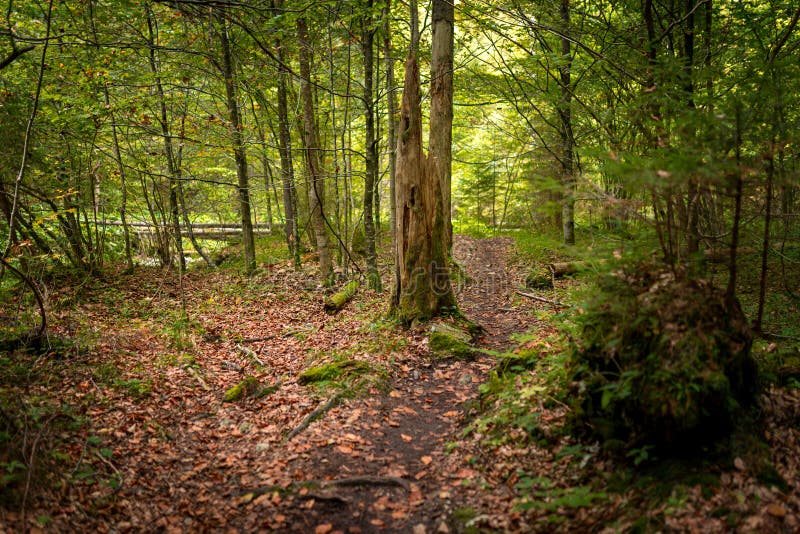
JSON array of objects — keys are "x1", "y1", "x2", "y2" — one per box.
[
  {"x1": 224, "y1": 376, "x2": 260, "y2": 402},
  {"x1": 570, "y1": 262, "x2": 757, "y2": 451},
  {"x1": 428, "y1": 320, "x2": 477, "y2": 360},
  {"x1": 525, "y1": 264, "x2": 553, "y2": 290},
  {"x1": 298, "y1": 359, "x2": 370, "y2": 385}
]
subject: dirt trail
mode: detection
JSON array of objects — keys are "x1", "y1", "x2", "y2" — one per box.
[
  {"x1": 6, "y1": 236, "x2": 533, "y2": 533},
  {"x1": 266, "y1": 236, "x2": 532, "y2": 533}
]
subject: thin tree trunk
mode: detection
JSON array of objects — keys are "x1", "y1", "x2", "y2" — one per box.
[
  {"x1": 726, "y1": 104, "x2": 744, "y2": 302},
  {"x1": 684, "y1": 0, "x2": 700, "y2": 257},
  {"x1": 559, "y1": 0, "x2": 575, "y2": 245},
  {"x1": 754, "y1": 148, "x2": 774, "y2": 332},
  {"x1": 272, "y1": 8, "x2": 301, "y2": 268},
  {"x1": 428, "y1": 0, "x2": 455, "y2": 251},
  {"x1": 104, "y1": 89, "x2": 134, "y2": 272},
  {"x1": 218, "y1": 13, "x2": 256, "y2": 273},
  {"x1": 386, "y1": 1, "x2": 397, "y2": 254},
  {"x1": 363, "y1": 0, "x2": 381, "y2": 290},
  {"x1": 146, "y1": 4, "x2": 183, "y2": 271},
  {"x1": 298, "y1": 16, "x2": 334, "y2": 284}
]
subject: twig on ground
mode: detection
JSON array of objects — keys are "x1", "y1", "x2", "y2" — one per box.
[
  {"x1": 515, "y1": 290, "x2": 570, "y2": 308},
  {"x1": 283, "y1": 392, "x2": 344, "y2": 443},
  {"x1": 323, "y1": 476, "x2": 409, "y2": 491},
  {"x1": 184, "y1": 366, "x2": 211, "y2": 390},
  {"x1": 235, "y1": 343, "x2": 265, "y2": 366},
  {"x1": 241, "y1": 335, "x2": 277, "y2": 343}
]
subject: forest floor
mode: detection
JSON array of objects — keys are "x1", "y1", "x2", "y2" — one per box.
[{"x1": 1, "y1": 235, "x2": 800, "y2": 533}]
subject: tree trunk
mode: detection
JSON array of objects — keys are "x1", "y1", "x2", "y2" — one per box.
[
  {"x1": 104, "y1": 88, "x2": 134, "y2": 272},
  {"x1": 363, "y1": 0, "x2": 381, "y2": 290},
  {"x1": 559, "y1": 0, "x2": 575, "y2": 245},
  {"x1": 218, "y1": 13, "x2": 256, "y2": 273},
  {"x1": 273, "y1": 12, "x2": 301, "y2": 268},
  {"x1": 428, "y1": 0, "x2": 455, "y2": 251},
  {"x1": 146, "y1": 4, "x2": 184, "y2": 271},
  {"x1": 392, "y1": 54, "x2": 456, "y2": 324},
  {"x1": 298, "y1": 17, "x2": 334, "y2": 284}
]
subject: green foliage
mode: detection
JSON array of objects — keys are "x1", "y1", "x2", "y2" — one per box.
[
  {"x1": 569, "y1": 261, "x2": 758, "y2": 452},
  {"x1": 112, "y1": 378, "x2": 152, "y2": 399},
  {"x1": 467, "y1": 333, "x2": 571, "y2": 446},
  {"x1": 514, "y1": 475, "x2": 608, "y2": 513}
]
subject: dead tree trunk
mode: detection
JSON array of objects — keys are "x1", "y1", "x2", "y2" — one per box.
[{"x1": 391, "y1": 55, "x2": 456, "y2": 324}]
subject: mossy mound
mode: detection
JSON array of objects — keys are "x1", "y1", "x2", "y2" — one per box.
[
  {"x1": 224, "y1": 376, "x2": 260, "y2": 402},
  {"x1": 428, "y1": 320, "x2": 478, "y2": 360},
  {"x1": 525, "y1": 264, "x2": 553, "y2": 290},
  {"x1": 298, "y1": 359, "x2": 370, "y2": 385},
  {"x1": 570, "y1": 263, "x2": 757, "y2": 451}
]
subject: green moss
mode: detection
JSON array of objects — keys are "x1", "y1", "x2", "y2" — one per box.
[
  {"x1": 526, "y1": 264, "x2": 553, "y2": 289},
  {"x1": 324, "y1": 281, "x2": 360, "y2": 312},
  {"x1": 449, "y1": 507, "x2": 481, "y2": 534},
  {"x1": 570, "y1": 262, "x2": 757, "y2": 452},
  {"x1": 224, "y1": 376, "x2": 260, "y2": 402},
  {"x1": 428, "y1": 321, "x2": 475, "y2": 360},
  {"x1": 298, "y1": 360, "x2": 370, "y2": 385}
]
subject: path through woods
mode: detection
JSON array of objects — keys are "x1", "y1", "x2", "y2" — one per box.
[
  {"x1": 4, "y1": 236, "x2": 545, "y2": 532},
  {"x1": 261, "y1": 235, "x2": 537, "y2": 532}
]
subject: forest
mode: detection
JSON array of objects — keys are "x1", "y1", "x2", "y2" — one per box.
[{"x1": 1, "y1": 0, "x2": 799, "y2": 531}]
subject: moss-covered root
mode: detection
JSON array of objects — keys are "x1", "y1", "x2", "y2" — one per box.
[
  {"x1": 428, "y1": 321, "x2": 477, "y2": 360},
  {"x1": 324, "y1": 280, "x2": 360, "y2": 313},
  {"x1": 224, "y1": 376, "x2": 260, "y2": 402},
  {"x1": 298, "y1": 360, "x2": 370, "y2": 385}
]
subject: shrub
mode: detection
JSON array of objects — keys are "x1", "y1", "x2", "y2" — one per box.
[{"x1": 569, "y1": 262, "x2": 757, "y2": 451}]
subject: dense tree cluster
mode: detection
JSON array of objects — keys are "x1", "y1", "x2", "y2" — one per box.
[{"x1": 1, "y1": 0, "x2": 798, "y2": 322}]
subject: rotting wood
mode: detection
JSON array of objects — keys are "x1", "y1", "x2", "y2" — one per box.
[
  {"x1": 516, "y1": 290, "x2": 570, "y2": 308},
  {"x1": 185, "y1": 366, "x2": 211, "y2": 391},
  {"x1": 324, "y1": 280, "x2": 360, "y2": 313},
  {"x1": 235, "y1": 343, "x2": 264, "y2": 367},
  {"x1": 283, "y1": 392, "x2": 344, "y2": 443}
]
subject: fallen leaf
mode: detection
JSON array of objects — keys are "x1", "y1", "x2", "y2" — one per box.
[
  {"x1": 401, "y1": 434, "x2": 413, "y2": 442},
  {"x1": 766, "y1": 503, "x2": 787, "y2": 517},
  {"x1": 734, "y1": 457, "x2": 747, "y2": 471},
  {"x1": 337, "y1": 445, "x2": 353, "y2": 454},
  {"x1": 315, "y1": 524, "x2": 333, "y2": 534},
  {"x1": 421, "y1": 455, "x2": 433, "y2": 465}
]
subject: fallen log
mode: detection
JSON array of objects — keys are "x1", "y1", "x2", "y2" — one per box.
[{"x1": 324, "y1": 280, "x2": 360, "y2": 313}]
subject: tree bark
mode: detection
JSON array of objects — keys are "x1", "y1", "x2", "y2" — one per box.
[
  {"x1": 218, "y1": 13, "x2": 256, "y2": 273},
  {"x1": 384, "y1": 0, "x2": 398, "y2": 256},
  {"x1": 428, "y1": 0, "x2": 455, "y2": 251},
  {"x1": 298, "y1": 17, "x2": 334, "y2": 284},
  {"x1": 363, "y1": 0, "x2": 381, "y2": 290},
  {"x1": 146, "y1": 4, "x2": 184, "y2": 271},
  {"x1": 559, "y1": 0, "x2": 575, "y2": 245},
  {"x1": 392, "y1": 54, "x2": 456, "y2": 324},
  {"x1": 272, "y1": 5, "x2": 301, "y2": 268}
]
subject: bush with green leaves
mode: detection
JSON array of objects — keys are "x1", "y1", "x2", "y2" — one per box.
[{"x1": 569, "y1": 262, "x2": 758, "y2": 451}]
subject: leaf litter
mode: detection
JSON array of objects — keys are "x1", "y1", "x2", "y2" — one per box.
[{"x1": 1, "y1": 236, "x2": 798, "y2": 532}]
